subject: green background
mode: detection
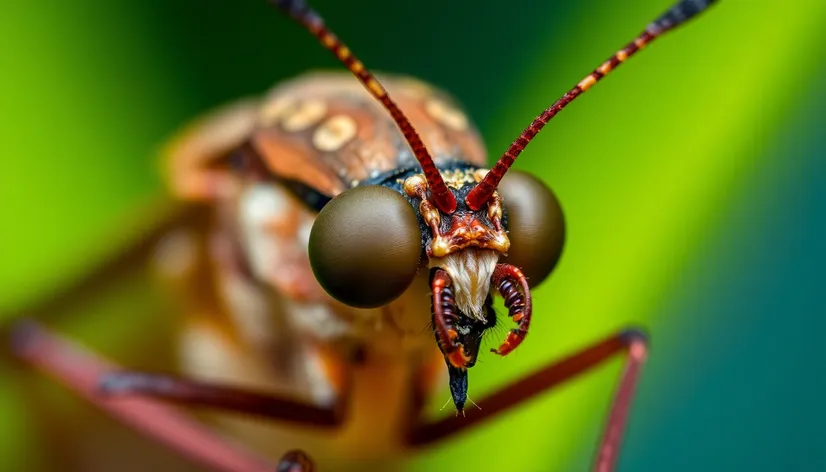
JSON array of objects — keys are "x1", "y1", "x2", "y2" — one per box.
[{"x1": 2, "y1": 0, "x2": 824, "y2": 470}]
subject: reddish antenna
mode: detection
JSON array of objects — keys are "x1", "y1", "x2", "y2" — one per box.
[
  {"x1": 271, "y1": 0, "x2": 457, "y2": 214},
  {"x1": 466, "y1": 0, "x2": 719, "y2": 210}
]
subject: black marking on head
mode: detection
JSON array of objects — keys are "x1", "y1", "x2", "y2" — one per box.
[{"x1": 281, "y1": 178, "x2": 332, "y2": 213}]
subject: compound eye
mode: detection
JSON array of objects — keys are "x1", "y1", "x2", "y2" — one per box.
[
  {"x1": 496, "y1": 170, "x2": 565, "y2": 288},
  {"x1": 309, "y1": 185, "x2": 422, "y2": 308}
]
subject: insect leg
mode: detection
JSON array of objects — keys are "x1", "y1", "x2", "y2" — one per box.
[
  {"x1": 406, "y1": 328, "x2": 648, "y2": 472},
  {"x1": 97, "y1": 370, "x2": 344, "y2": 427},
  {"x1": 9, "y1": 320, "x2": 335, "y2": 472}
]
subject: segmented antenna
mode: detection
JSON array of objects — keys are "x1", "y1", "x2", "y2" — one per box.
[
  {"x1": 466, "y1": 0, "x2": 719, "y2": 210},
  {"x1": 270, "y1": 0, "x2": 457, "y2": 214}
]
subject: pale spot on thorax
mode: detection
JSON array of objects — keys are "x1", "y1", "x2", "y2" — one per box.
[
  {"x1": 258, "y1": 97, "x2": 296, "y2": 127},
  {"x1": 281, "y1": 99, "x2": 328, "y2": 132},
  {"x1": 313, "y1": 114, "x2": 357, "y2": 152}
]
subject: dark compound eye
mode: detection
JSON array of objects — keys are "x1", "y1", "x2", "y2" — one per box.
[
  {"x1": 497, "y1": 170, "x2": 566, "y2": 288},
  {"x1": 309, "y1": 185, "x2": 422, "y2": 308}
]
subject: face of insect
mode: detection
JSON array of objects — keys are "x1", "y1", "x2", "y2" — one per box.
[
  {"x1": 424, "y1": 170, "x2": 565, "y2": 408},
  {"x1": 307, "y1": 166, "x2": 565, "y2": 410}
]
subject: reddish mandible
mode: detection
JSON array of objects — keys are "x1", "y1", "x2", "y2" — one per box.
[{"x1": 10, "y1": 0, "x2": 719, "y2": 471}]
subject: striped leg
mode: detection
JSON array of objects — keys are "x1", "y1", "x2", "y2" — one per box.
[
  {"x1": 270, "y1": 0, "x2": 456, "y2": 213},
  {"x1": 407, "y1": 328, "x2": 649, "y2": 472},
  {"x1": 466, "y1": 0, "x2": 720, "y2": 209}
]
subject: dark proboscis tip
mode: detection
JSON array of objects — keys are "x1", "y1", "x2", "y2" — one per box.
[{"x1": 447, "y1": 364, "x2": 468, "y2": 412}]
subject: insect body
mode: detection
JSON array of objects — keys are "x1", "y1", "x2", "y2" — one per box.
[
  {"x1": 158, "y1": 71, "x2": 532, "y2": 465},
  {"x1": 9, "y1": 1, "x2": 719, "y2": 471}
]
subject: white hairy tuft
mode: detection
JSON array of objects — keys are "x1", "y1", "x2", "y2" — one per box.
[{"x1": 431, "y1": 249, "x2": 499, "y2": 321}]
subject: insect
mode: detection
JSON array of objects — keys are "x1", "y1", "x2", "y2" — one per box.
[{"x1": 8, "y1": 0, "x2": 718, "y2": 471}]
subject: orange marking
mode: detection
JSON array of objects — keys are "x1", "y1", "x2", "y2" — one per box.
[
  {"x1": 578, "y1": 74, "x2": 598, "y2": 91},
  {"x1": 617, "y1": 50, "x2": 629, "y2": 61},
  {"x1": 321, "y1": 33, "x2": 336, "y2": 48},
  {"x1": 446, "y1": 348, "x2": 470, "y2": 368},
  {"x1": 491, "y1": 344, "x2": 508, "y2": 355},
  {"x1": 512, "y1": 313, "x2": 524, "y2": 323},
  {"x1": 314, "y1": 343, "x2": 347, "y2": 394},
  {"x1": 447, "y1": 329, "x2": 458, "y2": 342},
  {"x1": 366, "y1": 79, "x2": 386, "y2": 98},
  {"x1": 598, "y1": 60, "x2": 613, "y2": 75},
  {"x1": 493, "y1": 331, "x2": 525, "y2": 356},
  {"x1": 337, "y1": 45, "x2": 351, "y2": 60}
]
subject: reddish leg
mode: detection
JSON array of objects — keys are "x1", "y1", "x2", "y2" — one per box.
[
  {"x1": 9, "y1": 320, "x2": 344, "y2": 472},
  {"x1": 98, "y1": 372, "x2": 343, "y2": 427},
  {"x1": 407, "y1": 328, "x2": 649, "y2": 472}
]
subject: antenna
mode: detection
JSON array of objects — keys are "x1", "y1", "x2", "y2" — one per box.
[
  {"x1": 271, "y1": 0, "x2": 458, "y2": 213},
  {"x1": 466, "y1": 0, "x2": 719, "y2": 210}
]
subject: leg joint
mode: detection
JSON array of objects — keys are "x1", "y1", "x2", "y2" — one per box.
[{"x1": 619, "y1": 326, "x2": 650, "y2": 348}]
